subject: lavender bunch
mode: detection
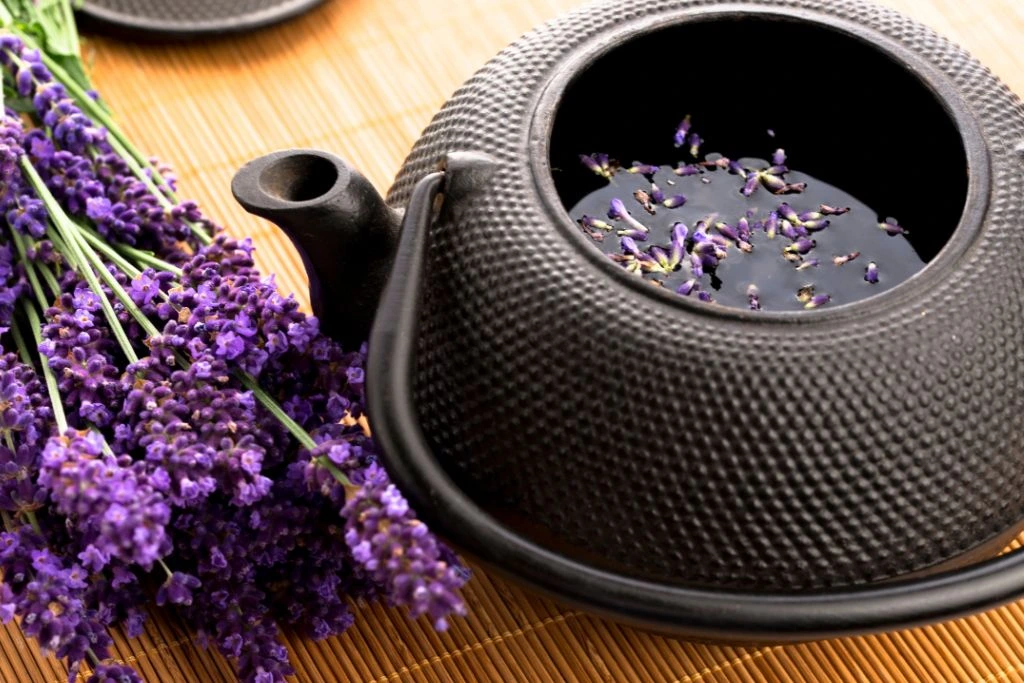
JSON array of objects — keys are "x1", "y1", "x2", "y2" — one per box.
[{"x1": 0, "y1": 6, "x2": 468, "y2": 682}]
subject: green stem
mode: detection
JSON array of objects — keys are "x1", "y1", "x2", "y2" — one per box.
[
  {"x1": 157, "y1": 558, "x2": 174, "y2": 580},
  {"x1": 9, "y1": 232, "x2": 69, "y2": 432},
  {"x1": 37, "y1": 259, "x2": 61, "y2": 299},
  {"x1": 9, "y1": 316, "x2": 33, "y2": 367},
  {"x1": 78, "y1": 225, "x2": 142, "y2": 279},
  {"x1": 21, "y1": 157, "x2": 141, "y2": 362},
  {"x1": 74, "y1": 230, "x2": 161, "y2": 338},
  {"x1": 23, "y1": 302, "x2": 67, "y2": 432}
]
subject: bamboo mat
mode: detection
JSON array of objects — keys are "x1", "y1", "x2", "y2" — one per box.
[{"x1": 3, "y1": 0, "x2": 1024, "y2": 680}]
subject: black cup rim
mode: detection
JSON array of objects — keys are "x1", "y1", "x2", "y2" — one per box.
[{"x1": 528, "y1": 5, "x2": 991, "y2": 325}]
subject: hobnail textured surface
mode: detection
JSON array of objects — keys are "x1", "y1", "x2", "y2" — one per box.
[
  {"x1": 385, "y1": 0, "x2": 1024, "y2": 589},
  {"x1": 79, "y1": 0, "x2": 321, "y2": 35}
]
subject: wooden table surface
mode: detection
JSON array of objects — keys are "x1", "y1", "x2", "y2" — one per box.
[{"x1": 3, "y1": 0, "x2": 1024, "y2": 681}]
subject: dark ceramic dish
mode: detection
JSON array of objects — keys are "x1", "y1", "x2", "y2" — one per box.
[
  {"x1": 232, "y1": 0, "x2": 1024, "y2": 641},
  {"x1": 77, "y1": 0, "x2": 323, "y2": 38}
]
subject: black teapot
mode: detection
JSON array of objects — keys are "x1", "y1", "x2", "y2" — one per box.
[{"x1": 232, "y1": 0, "x2": 1024, "y2": 641}]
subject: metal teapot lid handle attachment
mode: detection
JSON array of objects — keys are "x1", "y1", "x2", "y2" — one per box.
[{"x1": 366, "y1": 159, "x2": 1024, "y2": 641}]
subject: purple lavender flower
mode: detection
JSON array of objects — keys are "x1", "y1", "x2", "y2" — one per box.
[
  {"x1": 772, "y1": 148, "x2": 786, "y2": 166},
  {"x1": 676, "y1": 279, "x2": 698, "y2": 296},
  {"x1": 669, "y1": 223, "x2": 688, "y2": 266},
  {"x1": 759, "y1": 171, "x2": 787, "y2": 194},
  {"x1": 687, "y1": 133, "x2": 703, "y2": 158},
  {"x1": 833, "y1": 251, "x2": 860, "y2": 266},
  {"x1": 777, "y1": 203, "x2": 801, "y2": 225},
  {"x1": 343, "y1": 463, "x2": 467, "y2": 630},
  {"x1": 673, "y1": 115, "x2": 692, "y2": 148},
  {"x1": 40, "y1": 430, "x2": 172, "y2": 571},
  {"x1": 763, "y1": 212, "x2": 779, "y2": 239},
  {"x1": 727, "y1": 160, "x2": 746, "y2": 177},
  {"x1": 662, "y1": 194, "x2": 686, "y2": 209},
  {"x1": 820, "y1": 204, "x2": 851, "y2": 216},
  {"x1": 795, "y1": 258, "x2": 819, "y2": 271},
  {"x1": 747, "y1": 284, "x2": 761, "y2": 310},
  {"x1": 626, "y1": 161, "x2": 659, "y2": 175},
  {"x1": 650, "y1": 183, "x2": 665, "y2": 204},
  {"x1": 785, "y1": 238, "x2": 816, "y2": 255},
  {"x1": 580, "y1": 153, "x2": 616, "y2": 180},
  {"x1": 156, "y1": 571, "x2": 202, "y2": 607},
  {"x1": 579, "y1": 215, "x2": 612, "y2": 232},
  {"x1": 608, "y1": 198, "x2": 649, "y2": 237},
  {"x1": 87, "y1": 664, "x2": 144, "y2": 683},
  {"x1": 674, "y1": 163, "x2": 701, "y2": 177},
  {"x1": 879, "y1": 217, "x2": 907, "y2": 236},
  {"x1": 697, "y1": 290, "x2": 713, "y2": 303},
  {"x1": 804, "y1": 293, "x2": 832, "y2": 309},
  {"x1": 865, "y1": 261, "x2": 880, "y2": 283}
]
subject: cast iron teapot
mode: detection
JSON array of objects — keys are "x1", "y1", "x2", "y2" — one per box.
[{"x1": 232, "y1": 0, "x2": 1024, "y2": 641}]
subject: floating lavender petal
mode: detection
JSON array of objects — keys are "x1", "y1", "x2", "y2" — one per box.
[
  {"x1": 676, "y1": 279, "x2": 698, "y2": 296},
  {"x1": 865, "y1": 261, "x2": 880, "y2": 283},
  {"x1": 627, "y1": 161, "x2": 660, "y2": 175},
  {"x1": 633, "y1": 190, "x2": 656, "y2": 215},
  {"x1": 795, "y1": 258, "x2": 819, "y2": 271},
  {"x1": 673, "y1": 116, "x2": 692, "y2": 148},
  {"x1": 747, "y1": 284, "x2": 761, "y2": 310},
  {"x1": 879, "y1": 217, "x2": 907, "y2": 236},
  {"x1": 804, "y1": 293, "x2": 832, "y2": 309},
  {"x1": 820, "y1": 204, "x2": 851, "y2": 216},
  {"x1": 650, "y1": 183, "x2": 665, "y2": 204},
  {"x1": 833, "y1": 251, "x2": 860, "y2": 266},
  {"x1": 662, "y1": 194, "x2": 686, "y2": 209}
]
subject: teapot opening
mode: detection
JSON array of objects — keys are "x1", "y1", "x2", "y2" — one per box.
[
  {"x1": 258, "y1": 152, "x2": 340, "y2": 202},
  {"x1": 544, "y1": 13, "x2": 975, "y2": 312}
]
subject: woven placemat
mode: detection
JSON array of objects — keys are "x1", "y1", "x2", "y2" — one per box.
[{"x1": 4, "y1": 0, "x2": 1024, "y2": 680}]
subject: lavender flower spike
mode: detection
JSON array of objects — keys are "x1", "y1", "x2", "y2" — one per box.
[
  {"x1": 343, "y1": 463, "x2": 467, "y2": 631},
  {"x1": 879, "y1": 217, "x2": 908, "y2": 236},
  {"x1": 662, "y1": 194, "x2": 686, "y2": 209},
  {"x1": 673, "y1": 115, "x2": 692, "y2": 148},
  {"x1": 804, "y1": 293, "x2": 832, "y2": 309},
  {"x1": 865, "y1": 261, "x2": 880, "y2": 283},
  {"x1": 608, "y1": 198, "x2": 649, "y2": 236},
  {"x1": 833, "y1": 251, "x2": 860, "y2": 266}
]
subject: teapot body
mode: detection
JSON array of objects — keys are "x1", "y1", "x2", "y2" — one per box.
[{"x1": 381, "y1": 0, "x2": 1024, "y2": 590}]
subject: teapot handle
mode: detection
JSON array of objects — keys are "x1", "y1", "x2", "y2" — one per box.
[{"x1": 364, "y1": 163, "x2": 1024, "y2": 642}]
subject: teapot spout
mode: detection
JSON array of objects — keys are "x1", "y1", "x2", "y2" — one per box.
[{"x1": 231, "y1": 150, "x2": 400, "y2": 349}]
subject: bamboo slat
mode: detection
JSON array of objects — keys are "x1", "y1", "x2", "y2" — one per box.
[{"x1": 3, "y1": 0, "x2": 1024, "y2": 680}]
